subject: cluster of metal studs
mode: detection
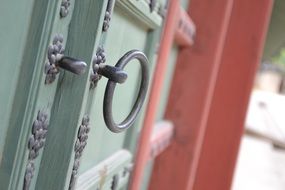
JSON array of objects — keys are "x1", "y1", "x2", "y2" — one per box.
[
  {"x1": 60, "y1": 0, "x2": 71, "y2": 18},
  {"x1": 90, "y1": 47, "x2": 106, "y2": 89},
  {"x1": 69, "y1": 116, "x2": 90, "y2": 190},
  {"x1": 44, "y1": 34, "x2": 64, "y2": 84},
  {"x1": 23, "y1": 110, "x2": 49, "y2": 190},
  {"x1": 102, "y1": 0, "x2": 114, "y2": 32},
  {"x1": 102, "y1": 11, "x2": 111, "y2": 32}
]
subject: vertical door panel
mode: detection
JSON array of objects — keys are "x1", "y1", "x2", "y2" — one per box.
[
  {"x1": 80, "y1": 6, "x2": 148, "y2": 172},
  {"x1": 76, "y1": 0, "x2": 164, "y2": 189},
  {"x1": 35, "y1": 1, "x2": 108, "y2": 189}
]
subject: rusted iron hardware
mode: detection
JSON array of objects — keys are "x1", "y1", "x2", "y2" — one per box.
[{"x1": 23, "y1": 110, "x2": 49, "y2": 190}]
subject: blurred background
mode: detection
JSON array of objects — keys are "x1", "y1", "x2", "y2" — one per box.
[{"x1": 232, "y1": 1, "x2": 285, "y2": 189}]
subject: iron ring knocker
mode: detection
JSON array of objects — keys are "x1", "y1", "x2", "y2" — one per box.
[{"x1": 100, "y1": 50, "x2": 149, "y2": 133}]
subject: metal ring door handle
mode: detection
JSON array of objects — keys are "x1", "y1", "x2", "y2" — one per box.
[{"x1": 101, "y1": 50, "x2": 149, "y2": 133}]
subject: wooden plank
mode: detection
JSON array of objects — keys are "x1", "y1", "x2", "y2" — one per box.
[
  {"x1": 175, "y1": 7, "x2": 196, "y2": 47},
  {"x1": 0, "y1": 0, "x2": 67, "y2": 189},
  {"x1": 35, "y1": 1, "x2": 108, "y2": 189},
  {"x1": 116, "y1": 0, "x2": 162, "y2": 29},
  {"x1": 76, "y1": 150, "x2": 132, "y2": 190},
  {"x1": 128, "y1": 1, "x2": 180, "y2": 189},
  {"x1": 149, "y1": 121, "x2": 174, "y2": 160},
  {"x1": 192, "y1": 0, "x2": 273, "y2": 189},
  {"x1": 148, "y1": 0, "x2": 234, "y2": 189}
]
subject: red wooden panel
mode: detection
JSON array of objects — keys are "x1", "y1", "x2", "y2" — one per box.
[
  {"x1": 149, "y1": 0, "x2": 234, "y2": 189},
  {"x1": 193, "y1": 0, "x2": 273, "y2": 189},
  {"x1": 149, "y1": 121, "x2": 174, "y2": 160},
  {"x1": 175, "y1": 7, "x2": 196, "y2": 47},
  {"x1": 128, "y1": 1, "x2": 180, "y2": 189}
]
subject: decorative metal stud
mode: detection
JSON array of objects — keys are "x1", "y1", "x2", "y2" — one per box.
[
  {"x1": 60, "y1": 0, "x2": 71, "y2": 18},
  {"x1": 149, "y1": 0, "x2": 157, "y2": 12},
  {"x1": 111, "y1": 174, "x2": 119, "y2": 190},
  {"x1": 44, "y1": 35, "x2": 87, "y2": 84},
  {"x1": 23, "y1": 110, "x2": 49, "y2": 190},
  {"x1": 102, "y1": 0, "x2": 114, "y2": 32},
  {"x1": 68, "y1": 115, "x2": 91, "y2": 190},
  {"x1": 90, "y1": 47, "x2": 106, "y2": 89},
  {"x1": 44, "y1": 34, "x2": 64, "y2": 84}
]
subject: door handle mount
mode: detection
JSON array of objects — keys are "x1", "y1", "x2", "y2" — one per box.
[{"x1": 44, "y1": 34, "x2": 87, "y2": 84}]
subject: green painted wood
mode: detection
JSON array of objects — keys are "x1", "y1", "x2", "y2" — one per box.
[
  {"x1": 0, "y1": 0, "x2": 36, "y2": 188},
  {"x1": 181, "y1": 0, "x2": 190, "y2": 9},
  {"x1": 0, "y1": 0, "x2": 69, "y2": 189},
  {"x1": 0, "y1": 0, "x2": 165, "y2": 190},
  {"x1": 263, "y1": 0, "x2": 285, "y2": 60},
  {"x1": 14, "y1": 0, "x2": 77, "y2": 189},
  {"x1": 123, "y1": 29, "x2": 161, "y2": 154},
  {"x1": 117, "y1": 0, "x2": 162, "y2": 29},
  {"x1": 0, "y1": 0, "x2": 34, "y2": 155},
  {"x1": 35, "y1": 0, "x2": 108, "y2": 189},
  {"x1": 76, "y1": 150, "x2": 132, "y2": 190},
  {"x1": 79, "y1": 1, "x2": 162, "y2": 174}
]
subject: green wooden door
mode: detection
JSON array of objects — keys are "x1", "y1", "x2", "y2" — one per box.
[{"x1": 0, "y1": 0, "x2": 165, "y2": 190}]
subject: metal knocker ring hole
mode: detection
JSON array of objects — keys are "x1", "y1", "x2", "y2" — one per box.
[{"x1": 103, "y1": 50, "x2": 149, "y2": 133}]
